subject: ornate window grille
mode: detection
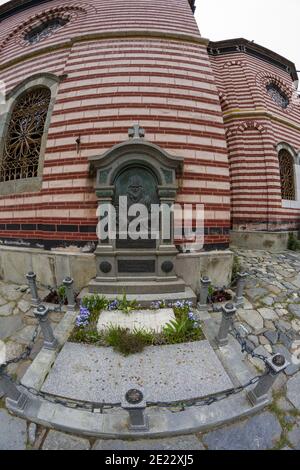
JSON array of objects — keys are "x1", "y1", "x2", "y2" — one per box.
[
  {"x1": 278, "y1": 149, "x2": 296, "y2": 200},
  {"x1": 0, "y1": 87, "x2": 51, "y2": 182},
  {"x1": 266, "y1": 83, "x2": 289, "y2": 109},
  {"x1": 24, "y1": 17, "x2": 69, "y2": 44}
]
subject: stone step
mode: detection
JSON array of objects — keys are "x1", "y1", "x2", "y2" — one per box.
[
  {"x1": 80, "y1": 286, "x2": 197, "y2": 307},
  {"x1": 88, "y1": 278, "x2": 187, "y2": 294}
]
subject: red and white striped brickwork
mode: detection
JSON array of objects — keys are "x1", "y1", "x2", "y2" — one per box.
[
  {"x1": 0, "y1": 0, "x2": 230, "y2": 250},
  {"x1": 210, "y1": 46, "x2": 300, "y2": 232}
]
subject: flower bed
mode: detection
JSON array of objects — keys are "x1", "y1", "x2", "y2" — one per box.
[{"x1": 69, "y1": 295, "x2": 204, "y2": 355}]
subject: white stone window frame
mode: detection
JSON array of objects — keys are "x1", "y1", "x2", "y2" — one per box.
[
  {"x1": 277, "y1": 142, "x2": 300, "y2": 209},
  {"x1": 0, "y1": 73, "x2": 60, "y2": 195}
]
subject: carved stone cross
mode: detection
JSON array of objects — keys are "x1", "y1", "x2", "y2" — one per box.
[{"x1": 128, "y1": 124, "x2": 145, "y2": 139}]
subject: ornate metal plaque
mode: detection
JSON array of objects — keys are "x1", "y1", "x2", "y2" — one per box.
[{"x1": 114, "y1": 167, "x2": 159, "y2": 249}]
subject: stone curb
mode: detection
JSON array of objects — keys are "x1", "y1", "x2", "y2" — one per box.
[{"x1": 7, "y1": 390, "x2": 269, "y2": 439}]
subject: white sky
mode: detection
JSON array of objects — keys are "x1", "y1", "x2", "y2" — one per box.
[
  {"x1": 195, "y1": 0, "x2": 300, "y2": 71},
  {"x1": 0, "y1": 0, "x2": 299, "y2": 71}
]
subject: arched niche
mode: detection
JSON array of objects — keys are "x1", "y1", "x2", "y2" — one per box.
[{"x1": 88, "y1": 125, "x2": 184, "y2": 283}]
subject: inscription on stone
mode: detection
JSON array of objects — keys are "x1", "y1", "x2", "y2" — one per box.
[{"x1": 118, "y1": 260, "x2": 155, "y2": 273}]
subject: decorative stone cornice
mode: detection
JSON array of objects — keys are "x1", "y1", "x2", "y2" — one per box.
[
  {"x1": 0, "y1": 0, "x2": 196, "y2": 20},
  {"x1": 208, "y1": 38, "x2": 298, "y2": 83},
  {"x1": 223, "y1": 109, "x2": 300, "y2": 134}
]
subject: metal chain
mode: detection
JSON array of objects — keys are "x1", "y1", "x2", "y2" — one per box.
[
  {"x1": 0, "y1": 324, "x2": 40, "y2": 374},
  {"x1": 230, "y1": 323, "x2": 269, "y2": 364},
  {"x1": 0, "y1": 365, "x2": 265, "y2": 414},
  {"x1": 148, "y1": 373, "x2": 264, "y2": 411}
]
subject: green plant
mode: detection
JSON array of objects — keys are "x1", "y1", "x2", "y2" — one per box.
[
  {"x1": 57, "y1": 285, "x2": 66, "y2": 303},
  {"x1": 104, "y1": 326, "x2": 151, "y2": 355},
  {"x1": 69, "y1": 325, "x2": 102, "y2": 344},
  {"x1": 81, "y1": 294, "x2": 108, "y2": 320},
  {"x1": 117, "y1": 292, "x2": 139, "y2": 314},
  {"x1": 163, "y1": 316, "x2": 202, "y2": 344},
  {"x1": 231, "y1": 255, "x2": 241, "y2": 284},
  {"x1": 288, "y1": 233, "x2": 300, "y2": 251},
  {"x1": 208, "y1": 285, "x2": 214, "y2": 298}
]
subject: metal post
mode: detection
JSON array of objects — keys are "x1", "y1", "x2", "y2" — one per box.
[
  {"x1": 235, "y1": 271, "x2": 248, "y2": 307},
  {"x1": 33, "y1": 305, "x2": 58, "y2": 350},
  {"x1": 197, "y1": 276, "x2": 211, "y2": 311},
  {"x1": 63, "y1": 277, "x2": 76, "y2": 311},
  {"x1": 248, "y1": 354, "x2": 289, "y2": 406},
  {"x1": 216, "y1": 303, "x2": 237, "y2": 347},
  {"x1": 0, "y1": 369, "x2": 28, "y2": 412},
  {"x1": 26, "y1": 272, "x2": 40, "y2": 306},
  {"x1": 122, "y1": 388, "x2": 149, "y2": 432}
]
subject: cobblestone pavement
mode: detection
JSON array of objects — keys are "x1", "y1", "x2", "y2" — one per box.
[{"x1": 1, "y1": 249, "x2": 300, "y2": 450}]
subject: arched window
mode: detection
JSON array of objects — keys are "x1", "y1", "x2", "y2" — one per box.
[
  {"x1": 278, "y1": 149, "x2": 296, "y2": 200},
  {"x1": 24, "y1": 17, "x2": 69, "y2": 45},
  {"x1": 0, "y1": 87, "x2": 51, "y2": 182}
]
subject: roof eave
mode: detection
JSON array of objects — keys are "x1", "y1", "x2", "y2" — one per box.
[{"x1": 208, "y1": 38, "x2": 298, "y2": 82}]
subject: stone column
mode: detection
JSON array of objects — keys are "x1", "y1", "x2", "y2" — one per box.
[
  {"x1": 0, "y1": 371, "x2": 28, "y2": 412},
  {"x1": 63, "y1": 277, "x2": 76, "y2": 311},
  {"x1": 216, "y1": 303, "x2": 237, "y2": 347},
  {"x1": 122, "y1": 388, "x2": 149, "y2": 432},
  {"x1": 198, "y1": 276, "x2": 211, "y2": 311},
  {"x1": 33, "y1": 305, "x2": 58, "y2": 350},
  {"x1": 235, "y1": 271, "x2": 248, "y2": 307},
  {"x1": 26, "y1": 272, "x2": 40, "y2": 306},
  {"x1": 248, "y1": 354, "x2": 289, "y2": 406}
]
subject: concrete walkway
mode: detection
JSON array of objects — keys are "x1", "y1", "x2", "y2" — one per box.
[{"x1": 1, "y1": 248, "x2": 300, "y2": 450}]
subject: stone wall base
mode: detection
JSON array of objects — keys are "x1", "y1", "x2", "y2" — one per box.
[
  {"x1": 176, "y1": 250, "x2": 234, "y2": 292},
  {"x1": 0, "y1": 246, "x2": 97, "y2": 290},
  {"x1": 0, "y1": 246, "x2": 234, "y2": 294},
  {"x1": 230, "y1": 230, "x2": 298, "y2": 252}
]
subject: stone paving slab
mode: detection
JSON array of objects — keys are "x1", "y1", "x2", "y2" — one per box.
[
  {"x1": 42, "y1": 430, "x2": 90, "y2": 450},
  {"x1": 97, "y1": 308, "x2": 175, "y2": 334},
  {"x1": 42, "y1": 341, "x2": 233, "y2": 404},
  {"x1": 202, "y1": 412, "x2": 282, "y2": 450},
  {"x1": 92, "y1": 436, "x2": 204, "y2": 450},
  {"x1": 0, "y1": 410, "x2": 27, "y2": 450}
]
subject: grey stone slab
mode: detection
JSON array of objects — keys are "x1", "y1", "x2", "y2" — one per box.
[
  {"x1": 0, "y1": 410, "x2": 27, "y2": 450},
  {"x1": 279, "y1": 332, "x2": 294, "y2": 349},
  {"x1": 0, "y1": 315, "x2": 23, "y2": 340},
  {"x1": 262, "y1": 297, "x2": 275, "y2": 307},
  {"x1": 237, "y1": 309, "x2": 264, "y2": 333},
  {"x1": 21, "y1": 348, "x2": 57, "y2": 390},
  {"x1": 42, "y1": 430, "x2": 90, "y2": 450},
  {"x1": 14, "y1": 388, "x2": 268, "y2": 439},
  {"x1": 12, "y1": 325, "x2": 37, "y2": 344},
  {"x1": 17, "y1": 300, "x2": 31, "y2": 313},
  {"x1": 93, "y1": 436, "x2": 204, "y2": 450},
  {"x1": 288, "y1": 304, "x2": 300, "y2": 319},
  {"x1": 0, "y1": 285, "x2": 22, "y2": 302},
  {"x1": 97, "y1": 308, "x2": 175, "y2": 334},
  {"x1": 28, "y1": 423, "x2": 37, "y2": 446},
  {"x1": 257, "y1": 308, "x2": 278, "y2": 320},
  {"x1": 287, "y1": 373, "x2": 300, "y2": 409},
  {"x1": 202, "y1": 412, "x2": 282, "y2": 450},
  {"x1": 0, "y1": 302, "x2": 15, "y2": 317},
  {"x1": 264, "y1": 330, "x2": 278, "y2": 344},
  {"x1": 246, "y1": 288, "x2": 268, "y2": 302},
  {"x1": 288, "y1": 425, "x2": 300, "y2": 450},
  {"x1": 42, "y1": 341, "x2": 233, "y2": 404}
]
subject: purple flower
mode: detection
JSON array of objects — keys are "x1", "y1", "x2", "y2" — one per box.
[
  {"x1": 108, "y1": 299, "x2": 119, "y2": 311},
  {"x1": 76, "y1": 305, "x2": 91, "y2": 327}
]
